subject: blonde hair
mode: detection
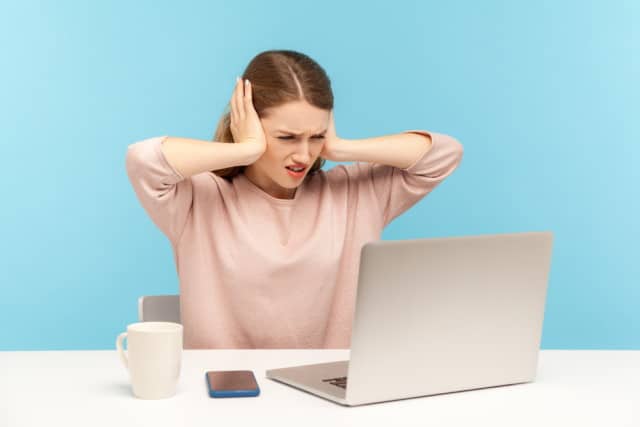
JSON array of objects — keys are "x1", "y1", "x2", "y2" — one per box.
[{"x1": 211, "y1": 50, "x2": 334, "y2": 180}]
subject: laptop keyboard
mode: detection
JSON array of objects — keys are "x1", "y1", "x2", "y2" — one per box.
[{"x1": 322, "y1": 376, "x2": 347, "y2": 389}]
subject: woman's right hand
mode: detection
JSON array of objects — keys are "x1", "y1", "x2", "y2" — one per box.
[{"x1": 229, "y1": 76, "x2": 267, "y2": 154}]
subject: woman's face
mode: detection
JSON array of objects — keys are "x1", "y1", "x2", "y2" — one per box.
[{"x1": 244, "y1": 100, "x2": 330, "y2": 199}]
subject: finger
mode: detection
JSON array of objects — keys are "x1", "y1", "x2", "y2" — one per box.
[
  {"x1": 243, "y1": 79, "x2": 254, "y2": 113},
  {"x1": 230, "y1": 77, "x2": 240, "y2": 124},
  {"x1": 235, "y1": 76, "x2": 246, "y2": 120},
  {"x1": 327, "y1": 110, "x2": 335, "y2": 133}
]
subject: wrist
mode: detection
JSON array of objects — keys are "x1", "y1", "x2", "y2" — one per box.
[
  {"x1": 238, "y1": 140, "x2": 266, "y2": 163},
  {"x1": 328, "y1": 137, "x2": 351, "y2": 162}
]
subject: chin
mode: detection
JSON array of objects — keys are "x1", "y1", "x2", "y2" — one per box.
[{"x1": 286, "y1": 181, "x2": 303, "y2": 188}]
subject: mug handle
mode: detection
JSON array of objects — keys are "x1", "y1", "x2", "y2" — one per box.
[{"x1": 116, "y1": 332, "x2": 128, "y2": 369}]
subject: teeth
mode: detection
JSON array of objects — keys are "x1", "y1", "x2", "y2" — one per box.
[{"x1": 288, "y1": 167, "x2": 304, "y2": 172}]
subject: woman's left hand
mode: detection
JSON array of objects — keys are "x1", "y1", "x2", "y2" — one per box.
[{"x1": 320, "y1": 110, "x2": 345, "y2": 162}]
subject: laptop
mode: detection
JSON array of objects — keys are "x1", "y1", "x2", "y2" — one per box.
[{"x1": 266, "y1": 231, "x2": 554, "y2": 406}]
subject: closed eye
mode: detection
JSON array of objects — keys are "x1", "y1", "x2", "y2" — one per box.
[{"x1": 277, "y1": 135, "x2": 325, "y2": 140}]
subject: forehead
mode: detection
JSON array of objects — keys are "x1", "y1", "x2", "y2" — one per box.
[{"x1": 261, "y1": 101, "x2": 330, "y2": 133}]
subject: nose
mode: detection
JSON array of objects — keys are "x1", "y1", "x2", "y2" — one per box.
[{"x1": 293, "y1": 141, "x2": 312, "y2": 164}]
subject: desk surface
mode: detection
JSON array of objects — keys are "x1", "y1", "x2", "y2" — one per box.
[{"x1": 1, "y1": 349, "x2": 638, "y2": 427}]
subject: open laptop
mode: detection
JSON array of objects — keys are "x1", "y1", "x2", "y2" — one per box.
[{"x1": 266, "y1": 231, "x2": 554, "y2": 406}]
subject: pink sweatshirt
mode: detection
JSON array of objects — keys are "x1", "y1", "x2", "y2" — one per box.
[{"x1": 125, "y1": 130, "x2": 463, "y2": 349}]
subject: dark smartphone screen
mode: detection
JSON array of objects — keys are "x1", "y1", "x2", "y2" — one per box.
[{"x1": 206, "y1": 370, "x2": 260, "y2": 397}]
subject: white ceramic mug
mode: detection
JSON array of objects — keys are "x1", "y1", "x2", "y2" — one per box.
[{"x1": 115, "y1": 322, "x2": 183, "y2": 399}]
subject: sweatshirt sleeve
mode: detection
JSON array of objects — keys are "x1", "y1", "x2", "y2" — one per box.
[
  {"x1": 332, "y1": 130, "x2": 464, "y2": 228},
  {"x1": 125, "y1": 135, "x2": 193, "y2": 246}
]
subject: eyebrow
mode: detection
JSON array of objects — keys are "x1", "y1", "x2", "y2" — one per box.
[{"x1": 275, "y1": 128, "x2": 327, "y2": 135}]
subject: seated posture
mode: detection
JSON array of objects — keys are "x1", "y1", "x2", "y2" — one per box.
[{"x1": 125, "y1": 49, "x2": 464, "y2": 349}]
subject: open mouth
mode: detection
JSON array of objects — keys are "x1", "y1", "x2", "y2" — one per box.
[{"x1": 285, "y1": 166, "x2": 307, "y2": 178}]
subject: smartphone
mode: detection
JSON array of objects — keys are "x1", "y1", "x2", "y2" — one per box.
[{"x1": 205, "y1": 370, "x2": 260, "y2": 398}]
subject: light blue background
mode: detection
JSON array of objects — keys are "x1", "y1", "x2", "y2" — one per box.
[{"x1": 1, "y1": 1, "x2": 637, "y2": 350}]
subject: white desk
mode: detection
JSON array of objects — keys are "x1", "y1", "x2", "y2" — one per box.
[{"x1": 1, "y1": 350, "x2": 638, "y2": 426}]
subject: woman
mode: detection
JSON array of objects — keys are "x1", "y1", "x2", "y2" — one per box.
[{"x1": 126, "y1": 49, "x2": 464, "y2": 349}]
